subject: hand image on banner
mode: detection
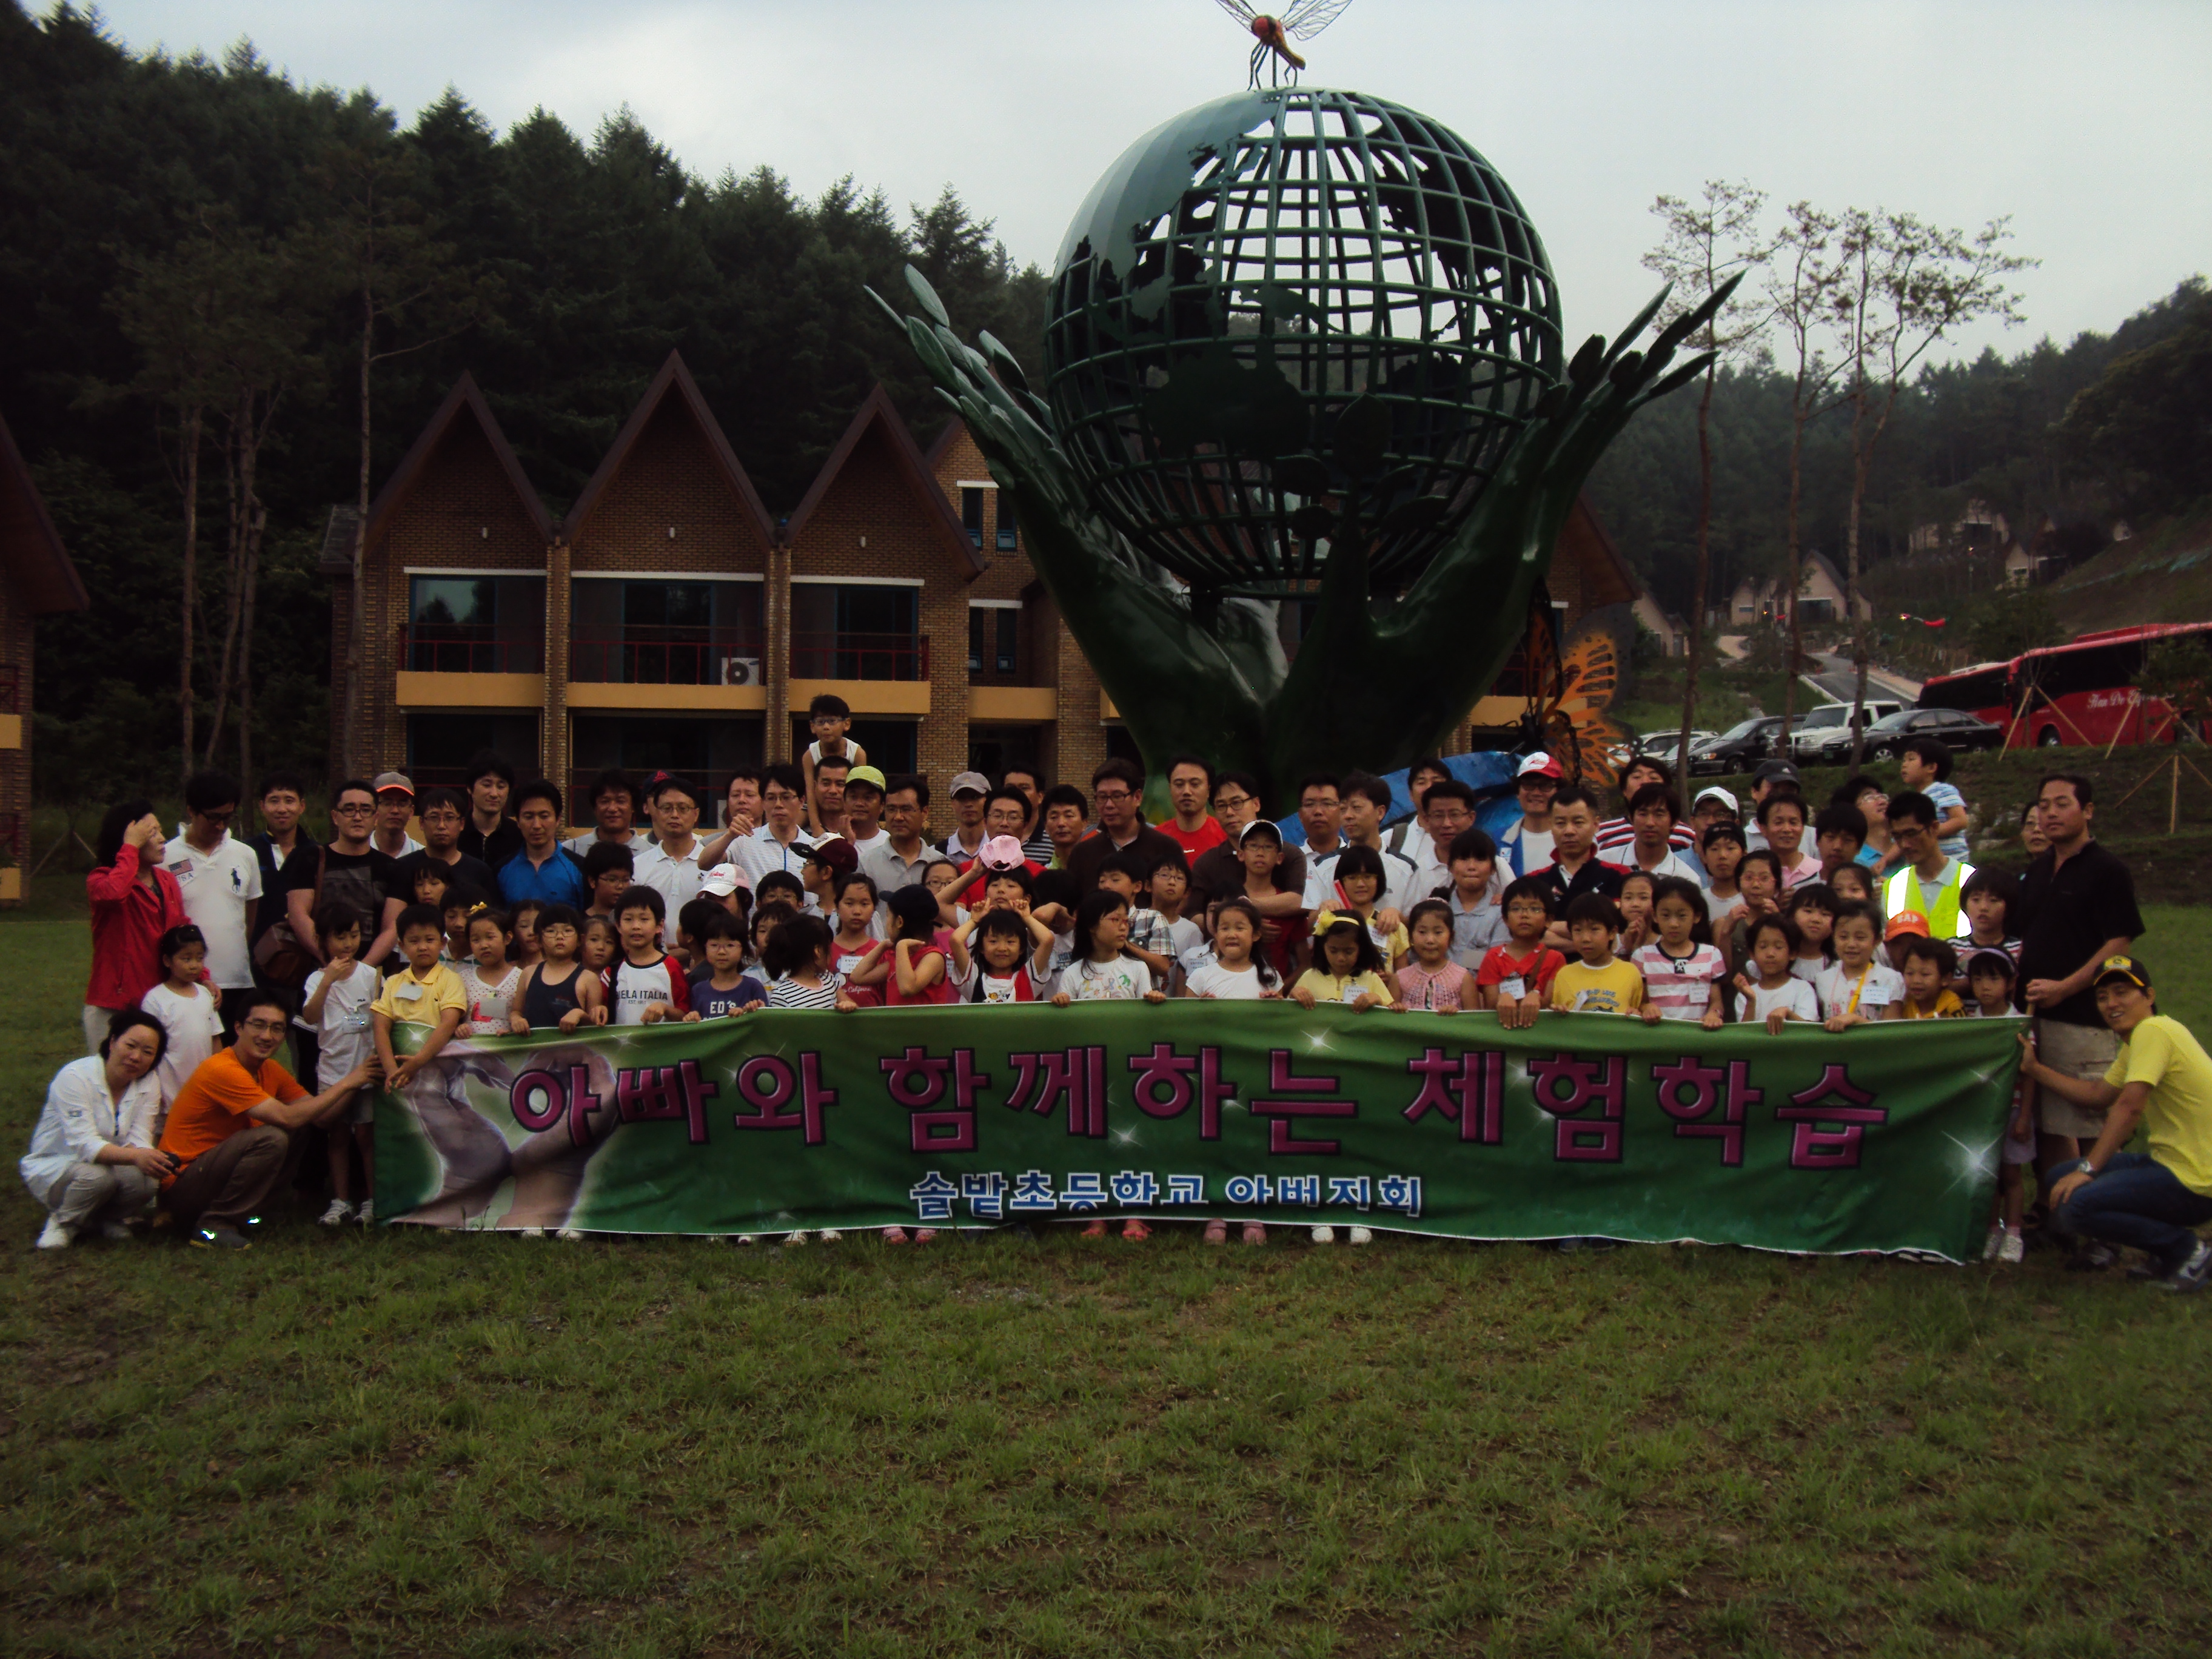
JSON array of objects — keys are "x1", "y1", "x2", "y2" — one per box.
[{"x1": 374, "y1": 1007, "x2": 2025, "y2": 1261}]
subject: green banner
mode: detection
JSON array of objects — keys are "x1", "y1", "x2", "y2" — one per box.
[{"x1": 375, "y1": 1006, "x2": 2025, "y2": 1260}]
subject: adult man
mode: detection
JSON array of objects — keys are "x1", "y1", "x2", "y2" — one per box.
[
  {"x1": 1156, "y1": 755, "x2": 1227, "y2": 862},
  {"x1": 1743, "y1": 759, "x2": 1800, "y2": 851},
  {"x1": 1595, "y1": 757, "x2": 1697, "y2": 859},
  {"x1": 733, "y1": 763, "x2": 817, "y2": 885},
  {"x1": 156, "y1": 990, "x2": 378, "y2": 1250},
  {"x1": 1066, "y1": 759, "x2": 1182, "y2": 891},
  {"x1": 941, "y1": 771, "x2": 992, "y2": 860},
  {"x1": 1813, "y1": 803, "x2": 1870, "y2": 884},
  {"x1": 1881, "y1": 792, "x2": 1972, "y2": 947},
  {"x1": 1676, "y1": 786, "x2": 1738, "y2": 880},
  {"x1": 1294, "y1": 773, "x2": 1345, "y2": 865},
  {"x1": 163, "y1": 769, "x2": 262, "y2": 1016},
  {"x1": 1191, "y1": 771, "x2": 1308, "y2": 901},
  {"x1": 457, "y1": 750, "x2": 523, "y2": 870},
  {"x1": 1038, "y1": 783, "x2": 1093, "y2": 870},
  {"x1": 566, "y1": 768, "x2": 640, "y2": 857},
  {"x1": 2016, "y1": 772, "x2": 2145, "y2": 1185},
  {"x1": 983, "y1": 786, "x2": 1032, "y2": 850},
  {"x1": 1304, "y1": 772, "x2": 1421, "y2": 916},
  {"x1": 498, "y1": 782, "x2": 590, "y2": 908},
  {"x1": 1533, "y1": 782, "x2": 1626, "y2": 949},
  {"x1": 1003, "y1": 764, "x2": 1053, "y2": 865},
  {"x1": 1393, "y1": 778, "x2": 1476, "y2": 890},
  {"x1": 1385, "y1": 758, "x2": 1457, "y2": 871},
  {"x1": 394, "y1": 789, "x2": 497, "y2": 904},
  {"x1": 286, "y1": 782, "x2": 405, "y2": 971},
  {"x1": 862, "y1": 774, "x2": 937, "y2": 897},
  {"x1": 1619, "y1": 785, "x2": 1703, "y2": 884},
  {"x1": 813, "y1": 753, "x2": 852, "y2": 839},
  {"x1": 246, "y1": 771, "x2": 315, "y2": 961},
  {"x1": 840, "y1": 766, "x2": 891, "y2": 857},
  {"x1": 1498, "y1": 753, "x2": 1560, "y2": 876},
  {"x1": 370, "y1": 772, "x2": 423, "y2": 861},
  {"x1": 2025, "y1": 956, "x2": 2212, "y2": 1291},
  {"x1": 699, "y1": 769, "x2": 763, "y2": 870},
  {"x1": 632, "y1": 775, "x2": 707, "y2": 913}
]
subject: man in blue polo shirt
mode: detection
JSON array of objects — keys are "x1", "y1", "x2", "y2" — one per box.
[{"x1": 497, "y1": 781, "x2": 588, "y2": 910}]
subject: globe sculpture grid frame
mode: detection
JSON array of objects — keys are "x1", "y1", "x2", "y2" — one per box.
[
  {"x1": 876, "y1": 84, "x2": 1732, "y2": 810},
  {"x1": 1047, "y1": 87, "x2": 1561, "y2": 598}
]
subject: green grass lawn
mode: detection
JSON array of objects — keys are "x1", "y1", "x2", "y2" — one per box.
[{"x1": 5, "y1": 910, "x2": 2212, "y2": 1655}]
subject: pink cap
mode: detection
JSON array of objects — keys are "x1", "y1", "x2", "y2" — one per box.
[{"x1": 979, "y1": 834, "x2": 1027, "y2": 871}]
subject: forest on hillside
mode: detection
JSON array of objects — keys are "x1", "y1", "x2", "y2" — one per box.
[{"x1": 2, "y1": 3, "x2": 2206, "y2": 803}]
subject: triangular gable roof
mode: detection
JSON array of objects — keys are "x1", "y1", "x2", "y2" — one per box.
[
  {"x1": 364, "y1": 373, "x2": 553, "y2": 548},
  {"x1": 922, "y1": 415, "x2": 969, "y2": 469},
  {"x1": 1806, "y1": 549, "x2": 1851, "y2": 595},
  {"x1": 560, "y1": 352, "x2": 776, "y2": 548},
  {"x1": 786, "y1": 386, "x2": 983, "y2": 575},
  {"x1": 0, "y1": 410, "x2": 89, "y2": 613},
  {"x1": 1564, "y1": 492, "x2": 1641, "y2": 611}
]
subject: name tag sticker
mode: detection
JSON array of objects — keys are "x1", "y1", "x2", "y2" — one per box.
[
  {"x1": 1501, "y1": 976, "x2": 1526, "y2": 1000},
  {"x1": 397, "y1": 983, "x2": 424, "y2": 1001}
]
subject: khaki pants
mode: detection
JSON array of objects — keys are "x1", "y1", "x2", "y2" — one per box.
[
  {"x1": 2037, "y1": 1017, "x2": 2120, "y2": 1139},
  {"x1": 163, "y1": 1124, "x2": 293, "y2": 1232},
  {"x1": 83, "y1": 1004, "x2": 121, "y2": 1057},
  {"x1": 45, "y1": 1161, "x2": 158, "y2": 1230}
]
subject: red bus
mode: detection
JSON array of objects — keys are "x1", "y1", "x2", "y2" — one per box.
[{"x1": 1923, "y1": 623, "x2": 2212, "y2": 749}]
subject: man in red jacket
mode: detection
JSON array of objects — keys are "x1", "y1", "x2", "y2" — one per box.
[{"x1": 84, "y1": 802, "x2": 193, "y2": 1054}]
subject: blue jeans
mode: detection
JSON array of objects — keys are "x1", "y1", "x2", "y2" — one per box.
[{"x1": 2051, "y1": 1152, "x2": 2212, "y2": 1270}]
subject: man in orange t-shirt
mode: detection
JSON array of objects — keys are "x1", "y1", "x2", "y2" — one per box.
[{"x1": 158, "y1": 989, "x2": 380, "y2": 1248}]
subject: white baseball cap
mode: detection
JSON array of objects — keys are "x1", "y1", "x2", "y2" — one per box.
[{"x1": 1692, "y1": 786, "x2": 1738, "y2": 814}]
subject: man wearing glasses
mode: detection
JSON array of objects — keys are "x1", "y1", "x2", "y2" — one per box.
[
  {"x1": 285, "y1": 780, "x2": 407, "y2": 974},
  {"x1": 732, "y1": 762, "x2": 818, "y2": 887},
  {"x1": 157, "y1": 992, "x2": 381, "y2": 1250},
  {"x1": 1065, "y1": 759, "x2": 1183, "y2": 894},
  {"x1": 1190, "y1": 770, "x2": 1307, "y2": 903},
  {"x1": 162, "y1": 768, "x2": 263, "y2": 1031}
]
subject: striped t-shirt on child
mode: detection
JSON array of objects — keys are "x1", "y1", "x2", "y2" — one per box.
[{"x1": 1631, "y1": 942, "x2": 1728, "y2": 1021}]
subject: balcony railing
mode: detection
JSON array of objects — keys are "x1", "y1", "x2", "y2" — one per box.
[
  {"x1": 571, "y1": 630, "x2": 765, "y2": 687},
  {"x1": 401, "y1": 626, "x2": 544, "y2": 675},
  {"x1": 789, "y1": 631, "x2": 929, "y2": 682}
]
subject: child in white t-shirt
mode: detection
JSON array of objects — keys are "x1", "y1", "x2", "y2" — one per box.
[
  {"x1": 1181, "y1": 899, "x2": 1281, "y2": 999},
  {"x1": 1817, "y1": 902, "x2": 1904, "y2": 1029},
  {"x1": 1731, "y1": 914, "x2": 1821, "y2": 1033},
  {"x1": 1051, "y1": 892, "x2": 1165, "y2": 1005},
  {"x1": 141, "y1": 924, "x2": 223, "y2": 1120},
  {"x1": 298, "y1": 903, "x2": 382, "y2": 1225},
  {"x1": 458, "y1": 907, "x2": 522, "y2": 1036}
]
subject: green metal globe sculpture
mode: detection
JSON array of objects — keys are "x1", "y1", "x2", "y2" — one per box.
[
  {"x1": 1045, "y1": 87, "x2": 1563, "y2": 596},
  {"x1": 874, "y1": 87, "x2": 1731, "y2": 811}
]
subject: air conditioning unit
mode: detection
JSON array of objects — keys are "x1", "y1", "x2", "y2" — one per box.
[{"x1": 720, "y1": 655, "x2": 762, "y2": 686}]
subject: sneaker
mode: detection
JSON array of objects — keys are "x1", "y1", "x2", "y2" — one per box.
[
  {"x1": 356, "y1": 1199, "x2": 375, "y2": 1227},
  {"x1": 783, "y1": 1232, "x2": 809, "y2": 1246},
  {"x1": 1081, "y1": 1219, "x2": 1108, "y2": 1238},
  {"x1": 99, "y1": 1221, "x2": 136, "y2": 1241},
  {"x1": 1981, "y1": 1224, "x2": 2005, "y2": 1262},
  {"x1": 735, "y1": 1234, "x2": 757, "y2": 1247},
  {"x1": 35, "y1": 1216, "x2": 72, "y2": 1251},
  {"x1": 2158, "y1": 1239, "x2": 2212, "y2": 1294},
  {"x1": 705, "y1": 1233, "x2": 728, "y2": 1246},
  {"x1": 2066, "y1": 1241, "x2": 2118, "y2": 1272},
  {"x1": 914, "y1": 1228, "x2": 939, "y2": 1244},
  {"x1": 1310, "y1": 1225, "x2": 1336, "y2": 1245},
  {"x1": 1348, "y1": 1225, "x2": 1373, "y2": 1245},
  {"x1": 557, "y1": 1227, "x2": 585, "y2": 1242},
  {"x1": 1997, "y1": 1230, "x2": 2025, "y2": 1265},
  {"x1": 1241, "y1": 1222, "x2": 1267, "y2": 1245},
  {"x1": 520, "y1": 1227, "x2": 546, "y2": 1239},
  {"x1": 319, "y1": 1199, "x2": 354, "y2": 1227},
  {"x1": 1203, "y1": 1220, "x2": 1228, "y2": 1245},
  {"x1": 817, "y1": 1230, "x2": 842, "y2": 1244},
  {"x1": 189, "y1": 1225, "x2": 250, "y2": 1252},
  {"x1": 881, "y1": 1227, "x2": 911, "y2": 1244},
  {"x1": 1120, "y1": 1219, "x2": 1150, "y2": 1241}
]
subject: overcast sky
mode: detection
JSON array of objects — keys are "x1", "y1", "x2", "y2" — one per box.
[{"x1": 87, "y1": 0, "x2": 2211, "y2": 361}]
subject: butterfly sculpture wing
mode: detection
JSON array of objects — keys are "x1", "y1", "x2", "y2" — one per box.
[{"x1": 1546, "y1": 630, "x2": 1628, "y2": 789}]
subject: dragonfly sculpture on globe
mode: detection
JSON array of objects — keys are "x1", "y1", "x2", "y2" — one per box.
[
  {"x1": 876, "y1": 84, "x2": 1736, "y2": 814},
  {"x1": 1217, "y1": 0, "x2": 1353, "y2": 88}
]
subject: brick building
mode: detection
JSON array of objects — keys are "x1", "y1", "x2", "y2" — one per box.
[
  {"x1": 330, "y1": 355, "x2": 1638, "y2": 824},
  {"x1": 0, "y1": 411, "x2": 89, "y2": 901}
]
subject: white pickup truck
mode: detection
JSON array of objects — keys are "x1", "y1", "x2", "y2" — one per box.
[{"x1": 1788, "y1": 699, "x2": 1906, "y2": 762}]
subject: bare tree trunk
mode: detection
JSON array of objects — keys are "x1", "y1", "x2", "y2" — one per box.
[
  {"x1": 178, "y1": 407, "x2": 203, "y2": 783},
  {"x1": 1781, "y1": 398, "x2": 1809, "y2": 746},
  {"x1": 1675, "y1": 366, "x2": 1716, "y2": 797},
  {"x1": 238, "y1": 495, "x2": 263, "y2": 796},
  {"x1": 345, "y1": 275, "x2": 373, "y2": 780},
  {"x1": 204, "y1": 401, "x2": 249, "y2": 762},
  {"x1": 1845, "y1": 394, "x2": 1872, "y2": 769}
]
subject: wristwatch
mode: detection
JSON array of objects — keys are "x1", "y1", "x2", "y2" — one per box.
[{"x1": 2069, "y1": 1159, "x2": 2097, "y2": 1179}]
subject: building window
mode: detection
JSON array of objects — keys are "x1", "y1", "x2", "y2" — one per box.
[
  {"x1": 790, "y1": 583, "x2": 924, "y2": 680},
  {"x1": 960, "y1": 488, "x2": 986, "y2": 549},
  {"x1": 406, "y1": 712, "x2": 540, "y2": 789},
  {"x1": 969, "y1": 605, "x2": 1018, "y2": 679},
  {"x1": 406, "y1": 575, "x2": 545, "y2": 674},
  {"x1": 571, "y1": 714, "x2": 764, "y2": 811},
  {"x1": 969, "y1": 724, "x2": 1041, "y2": 780},
  {"x1": 996, "y1": 492, "x2": 1017, "y2": 552},
  {"x1": 570, "y1": 578, "x2": 762, "y2": 685}
]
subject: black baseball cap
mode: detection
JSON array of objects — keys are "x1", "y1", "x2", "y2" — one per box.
[
  {"x1": 2091, "y1": 954, "x2": 2151, "y2": 991},
  {"x1": 1753, "y1": 759, "x2": 1801, "y2": 785}
]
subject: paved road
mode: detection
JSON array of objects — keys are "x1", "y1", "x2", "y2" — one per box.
[{"x1": 1804, "y1": 652, "x2": 1922, "y2": 707}]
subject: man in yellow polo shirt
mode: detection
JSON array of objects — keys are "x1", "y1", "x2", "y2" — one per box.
[{"x1": 2022, "y1": 954, "x2": 2212, "y2": 1290}]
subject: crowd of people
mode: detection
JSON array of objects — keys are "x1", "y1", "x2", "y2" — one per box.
[{"x1": 22, "y1": 693, "x2": 2211, "y2": 1287}]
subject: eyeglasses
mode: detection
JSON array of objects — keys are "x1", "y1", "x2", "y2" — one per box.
[
  {"x1": 1213, "y1": 794, "x2": 1252, "y2": 812},
  {"x1": 1094, "y1": 788, "x2": 1133, "y2": 803},
  {"x1": 333, "y1": 802, "x2": 374, "y2": 816},
  {"x1": 238, "y1": 1017, "x2": 287, "y2": 1034}
]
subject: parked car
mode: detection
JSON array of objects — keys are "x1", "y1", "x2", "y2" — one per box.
[
  {"x1": 1789, "y1": 698, "x2": 1907, "y2": 763},
  {"x1": 1691, "y1": 716, "x2": 1788, "y2": 775},
  {"x1": 1856, "y1": 706, "x2": 2005, "y2": 760},
  {"x1": 1630, "y1": 728, "x2": 1718, "y2": 769}
]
